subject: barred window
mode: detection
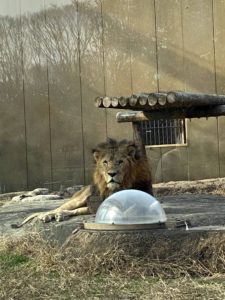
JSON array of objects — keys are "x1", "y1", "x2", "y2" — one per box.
[{"x1": 138, "y1": 119, "x2": 186, "y2": 146}]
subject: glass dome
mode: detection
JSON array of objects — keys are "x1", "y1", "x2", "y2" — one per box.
[{"x1": 95, "y1": 189, "x2": 167, "y2": 225}]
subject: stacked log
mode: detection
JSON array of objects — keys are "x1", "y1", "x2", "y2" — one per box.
[
  {"x1": 95, "y1": 93, "x2": 167, "y2": 110},
  {"x1": 95, "y1": 91, "x2": 225, "y2": 120},
  {"x1": 95, "y1": 91, "x2": 225, "y2": 110}
]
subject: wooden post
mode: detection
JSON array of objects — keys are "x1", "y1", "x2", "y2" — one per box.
[{"x1": 132, "y1": 122, "x2": 146, "y2": 156}]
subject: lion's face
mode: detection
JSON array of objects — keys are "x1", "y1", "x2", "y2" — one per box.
[
  {"x1": 97, "y1": 151, "x2": 131, "y2": 192},
  {"x1": 92, "y1": 139, "x2": 145, "y2": 197}
]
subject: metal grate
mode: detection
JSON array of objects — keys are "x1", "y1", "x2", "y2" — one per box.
[{"x1": 138, "y1": 119, "x2": 186, "y2": 146}]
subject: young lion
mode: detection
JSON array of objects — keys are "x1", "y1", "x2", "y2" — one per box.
[{"x1": 12, "y1": 138, "x2": 153, "y2": 227}]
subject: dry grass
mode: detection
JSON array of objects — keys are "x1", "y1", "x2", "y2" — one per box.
[
  {"x1": 1, "y1": 234, "x2": 225, "y2": 299},
  {"x1": 154, "y1": 177, "x2": 225, "y2": 197}
]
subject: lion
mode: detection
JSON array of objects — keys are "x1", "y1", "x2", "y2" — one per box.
[{"x1": 12, "y1": 138, "x2": 153, "y2": 228}]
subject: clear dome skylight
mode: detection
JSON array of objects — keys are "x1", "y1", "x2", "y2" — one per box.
[{"x1": 95, "y1": 189, "x2": 167, "y2": 225}]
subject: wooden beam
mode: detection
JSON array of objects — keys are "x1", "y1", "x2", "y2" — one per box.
[
  {"x1": 167, "y1": 91, "x2": 225, "y2": 107},
  {"x1": 116, "y1": 105, "x2": 225, "y2": 122}
]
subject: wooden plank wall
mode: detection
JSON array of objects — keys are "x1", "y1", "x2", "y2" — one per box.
[{"x1": 0, "y1": 0, "x2": 225, "y2": 192}]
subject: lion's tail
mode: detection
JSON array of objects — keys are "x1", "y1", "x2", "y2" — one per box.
[{"x1": 11, "y1": 213, "x2": 40, "y2": 229}]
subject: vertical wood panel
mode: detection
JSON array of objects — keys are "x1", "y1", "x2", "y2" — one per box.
[
  {"x1": 156, "y1": 0, "x2": 184, "y2": 91},
  {"x1": 21, "y1": 0, "x2": 52, "y2": 189},
  {"x1": 155, "y1": 0, "x2": 188, "y2": 182},
  {"x1": 78, "y1": 0, "x2": 107, "y2": 184},
  {"x1": 129, "y1": 0, "x2": 157, "y2": 93},
  {"x1": 213, "y1": 0, "x2": 225, "y2": 177},
  {"x1": 45, "y1": 0, "x2": 84, "y2": 190},
  {"x1": 182, "y1": 0, "x2": 219, "y2": 180},
  {"x1": 102, "y1": 0, "x2": 132, "y2": 140},
  {"x1": 0, "y1": 0, "x2": 28, "y2": 192},
  {"x1": 128, "y1": 0, "x2": 160, "y2": 182}
]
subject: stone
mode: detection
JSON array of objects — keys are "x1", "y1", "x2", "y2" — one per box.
[{"x1": 1, "y1": 179, "x2": 225, "y2": 244}]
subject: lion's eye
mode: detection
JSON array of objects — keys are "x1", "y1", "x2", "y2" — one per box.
[
  {"x1": 118, "y1": 160, "x2": 124, "y2": 165},
  {"x1": 103, "y1": 160, "x2": 108, "y2": 166}
]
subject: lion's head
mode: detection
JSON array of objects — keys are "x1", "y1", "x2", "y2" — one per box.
[{"x1": 92, "y1": 138, "x2": 153, "y2": 198}]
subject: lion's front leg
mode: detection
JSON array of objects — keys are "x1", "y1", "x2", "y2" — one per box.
[
  {"x1": 38, "y1": 186, "x2": 92, "y2": 223},
  {"x1": 57, "y1": 185, "x2": 92, "y2": 211},
  {"x1": 36, "y1": 207, "x2": 90, "y2": 223},
  {"x1": 12, "y1": 185, "x2": 93, "y2": 228},
  {"x1": 39, "y1": 185, "x2": 92, "y2": 222},
  {"x1": 55, "y1": 207, "x2": 90, "y2": 222}
]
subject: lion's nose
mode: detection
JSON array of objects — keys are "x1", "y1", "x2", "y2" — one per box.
[{"x1": 108, "y1": 171, "x2": 117, "y2": 177}]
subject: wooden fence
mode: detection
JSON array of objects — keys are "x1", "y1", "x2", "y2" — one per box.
[{"x1": 0, "y1": 0, "x2": 225, "y2": 192}]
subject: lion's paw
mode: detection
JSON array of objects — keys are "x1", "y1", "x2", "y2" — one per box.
[
  {"x1": 55, "y1": 210, "x2": 74, "y2": 222},
  {"x1": 37, "y1": 212, "x2": 55, "y2": 223}
]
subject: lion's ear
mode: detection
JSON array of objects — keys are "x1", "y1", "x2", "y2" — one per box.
[
  {"x1": 92, "y1": 149, "x2": 100, "y2": 162},
  {"x1": 127, "y1": 143, "x2": 141, "y2": 159}
]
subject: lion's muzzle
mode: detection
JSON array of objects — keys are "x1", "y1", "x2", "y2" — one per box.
[{"x1": 106, "y1": 171, "x2": 121, "y2": 190}]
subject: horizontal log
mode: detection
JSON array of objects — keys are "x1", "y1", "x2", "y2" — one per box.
[
  {"x1": 95, "y1": 92, "x2": 225, "y2": 111},
  {"x1": 94, "y1": 96, "x2": 103, "y2": 107},
  {"x1": 148, "y1": 94, "x2": 157, "y2": 106},
  {"x1": 129, "y1": 95, "x2": 138, "y2": 106},
  {"x1": 102, "y1": 96, "x2": 111, "y2": 108},
  {"x1": 111, "y1": 97, "x2": 119, "y2": 107},
  {"x1": 167, "y1": 91, "x2": 225, "y2": 107},
  {"x1": 139, "y1": 94, "x2": 148, "y2": 106},
  {"x1": 116, "y1": 105, "x2": 225, "y2": 122},
  {"x1": 117, "y1": 111, "x2": 151, "y2": 122},
  {"x1": 118, "y1": 96, "x2": 128, "y2": 107},
  {"x1": 117, "y1": 110, "x2": 183, "y2": 122},
  {"x1": 157, "y1": 93, "x2": 167, "y2": 105}
]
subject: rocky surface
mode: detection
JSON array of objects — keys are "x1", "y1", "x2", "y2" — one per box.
[
  {"x1": 1, "y1": 179, "x2": 225, "y2": 243},
  {"x1": 0, "y1": 196, "x2": 95, "y2": 243}
]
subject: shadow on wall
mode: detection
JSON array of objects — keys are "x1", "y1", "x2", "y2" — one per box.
[{"x1": 154, "y1": 148, "x2": 188, "y2": 183}]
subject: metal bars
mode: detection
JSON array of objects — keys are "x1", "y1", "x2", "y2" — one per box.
[{"x1": 138, "y1": 119, "x2": 186, "y2": 146}]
